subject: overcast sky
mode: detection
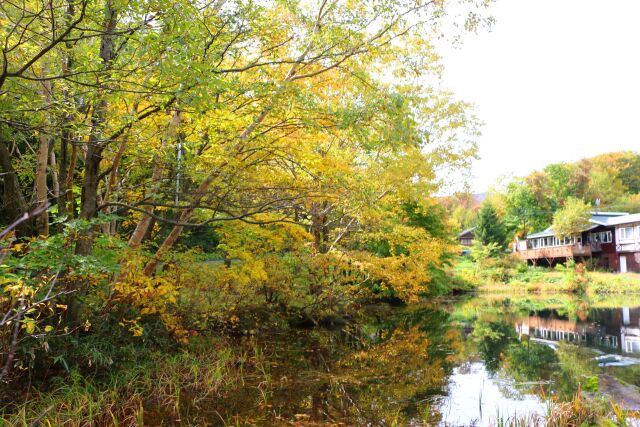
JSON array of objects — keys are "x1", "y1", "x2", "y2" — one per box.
[{"x1": 437, "y1": 0, "x2": 640, "y2": 193}]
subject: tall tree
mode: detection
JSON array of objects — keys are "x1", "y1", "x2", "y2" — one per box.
[{"x1": 475, "y1": 202, "x2": 507, "y2": 248}]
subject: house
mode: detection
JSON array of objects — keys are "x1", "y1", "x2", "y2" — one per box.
[
  {"x1": 514, "y1": 212, "x2": 640, "y2": 272},
  {"x1": 457, "y1": 227, "x2": 475, "y2": 247}
]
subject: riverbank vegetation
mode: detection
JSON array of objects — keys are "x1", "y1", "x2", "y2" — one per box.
[
  {"x1": 444, "y1": 151, "x2": 640, "y2": 295},
  {"x1": 453, "y1": 253, "x2": 640, "y2": 295}
]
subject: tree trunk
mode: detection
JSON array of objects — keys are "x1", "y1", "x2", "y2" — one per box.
[
  {"x1": 35, "y1": 134, "x2": 50, "y2": 236},
  {"x1": 310, "y1": 202, "x2": 329, "y2": 254},
  {"x1": 57, "y1": 132, "x2": 69, "y2": 223},
  {"x1": 0, "y1": 141, "x2": 32, "y2": 236},
  {"x1": 65, "y1": 141, "x2": 78, "y2": 218},
  {"x1": 56, "y1": 0, "x2": 77, "y2": 224},
  {"x1": 128, "y1": 111, "x2": 181, "y2": 249},
  {"x1": 74, "y1": 0, "x2": 118, "y2": 255},
  {"x1": 75, "y1": 134, "x2": 105, "y2": 255},
  {"x1": 50, "y1": 150, "x2": 60, "y2": 202},
  {"x1": 34, "y1": 63, "x2": 54, "y2": 236}
]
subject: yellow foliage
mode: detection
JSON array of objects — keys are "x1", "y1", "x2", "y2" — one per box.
[{"x1": 113, "y1": 253, "x2": 188, "y2": 342}]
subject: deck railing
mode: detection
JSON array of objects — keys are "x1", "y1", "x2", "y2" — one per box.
[{"x1": 517, "y1": 244, "x2": 592, "y2": 261}]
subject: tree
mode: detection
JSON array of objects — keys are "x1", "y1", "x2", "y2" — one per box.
[
  {"x1": 475, "y1": 202, "x2": 507, "y2": 249},
  {"x1": 552, "y1": 197, "x2": 591, "y2": 238}
]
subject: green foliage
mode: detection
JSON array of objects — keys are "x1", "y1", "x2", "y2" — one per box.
[
  {"x1": 502, "y1": 341, "x2": 558, "y2": 383},
  {"x1": 401, "y1": 201, "x2": 449, "y2": 240},
  {"x1": 475, "y1": 202, "x2": 507, "y2": 248},
  {"x1": 552, "y1": 197, "x2": 592, "y2": 238},
  {"x1": 444, "y1": 151, "x2": 640, "y2": 249},
  {"x1": 503, "y1": 180, "x2": 549, "y2": 238}
]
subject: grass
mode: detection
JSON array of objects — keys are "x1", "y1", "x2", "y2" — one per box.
[
  {"x1": 453, "y1": 256, "x2": 640, "y2": 295},
  {"x1": 0, "y1": 336, "x2": 261, "y2": 426},
  {"x1": 493, "y1": 388, "x2": 638, "y2": 427}
]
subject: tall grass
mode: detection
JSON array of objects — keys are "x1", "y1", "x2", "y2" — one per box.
[
  {"x1": 492, "y1": 387, "x2": 634, "y2": 427},
  {"x1": 0, "y1": 337, "x2": 258, "y2": 426}
]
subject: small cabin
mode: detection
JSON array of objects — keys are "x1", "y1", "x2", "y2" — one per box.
[{"x1": 457, "y1": 227, "x2": 475, "y2": 247}]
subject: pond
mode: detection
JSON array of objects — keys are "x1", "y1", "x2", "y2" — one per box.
[{"x1": 198, "y1": 294, "x2": 640, "y2": 426}]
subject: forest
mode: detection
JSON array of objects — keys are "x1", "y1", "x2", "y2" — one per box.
[{"x1": 0, "y1": 0, "x2": 494, "y2": 424}]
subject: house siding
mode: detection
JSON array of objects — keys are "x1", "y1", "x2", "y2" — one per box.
[
  {"x1": 615, "y1": 223, "x2": 640, "y2": 273},
  {"x1": 588, "y1": 225, "x2": 618, "y2": 271},
  {"x1": 619, "y1": 253, "x2": 640, "y2": 274}
]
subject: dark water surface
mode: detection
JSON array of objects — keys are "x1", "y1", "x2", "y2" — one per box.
[{"x1": 202, "y1": 295, "x2": 640, "y2": 426}]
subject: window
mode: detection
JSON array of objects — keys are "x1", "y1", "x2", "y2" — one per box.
[
  {"x1": 620, "y1": 227, "x2": 635, "y2": 241},
  {"x1": 591, "y1": 231, "x2": 613, "y2": 244}
]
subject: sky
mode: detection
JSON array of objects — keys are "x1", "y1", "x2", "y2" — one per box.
[{"x1": 436, "y1": 0, "x2": 640, "y2": 193}]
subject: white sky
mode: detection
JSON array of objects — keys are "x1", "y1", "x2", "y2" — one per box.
[{"x1": 437, "y1": 0, "x2": 640, "y2": 193}]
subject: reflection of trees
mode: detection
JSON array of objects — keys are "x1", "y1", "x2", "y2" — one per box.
[
  {"x1": 216, "y1": 304, "x2": 463, "y2": 425},
  {"x1": 319, "y1": 305, "x2": 463, "y2": 425},
  {"x1": 498, "y1": 341, "x2": 558, "y2": 398},
  {"x1": 552, "y1": 344, "x2": 599, "y2": 399},
  {"x1": 334, "y1": 326, "x2": 449, "y2": 424},
  {"x1": 471, "y1": 321, "x2": 516, "y2": 375}
]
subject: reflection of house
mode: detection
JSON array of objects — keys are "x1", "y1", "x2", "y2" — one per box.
[
  {"x1": 514, "y1": 212, "x2": 640, "y2": 272},
  {"x1": 621, "y1": 307, "x2": 640, "y2": 353},
  {"x1": 515, "y1": 307, "x2": 640, "y2": 355},
  {"x1": 457, "y1": 227, "x2": 475, "y2": 247}
]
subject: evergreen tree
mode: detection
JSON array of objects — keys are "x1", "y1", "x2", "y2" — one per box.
[{"x1": 475, "y1": 203, "x2": 507, "y2": 248}]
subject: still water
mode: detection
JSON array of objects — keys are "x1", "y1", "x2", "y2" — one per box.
[{"x1": 206, "y1": 295, "x2": 640, "y2": 426}]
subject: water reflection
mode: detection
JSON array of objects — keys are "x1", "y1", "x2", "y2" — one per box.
[
  {"x1": 201, "y1": 297, "x2": 640, "y2": 425},
  {"x1": 439, "y1": 362, "x2": 544, "y2": 426},
  {"x1": 440, "y1": 298, "x2": 640, "y2": 423},
  {"x1": 516, "y1": 307, "x2": 640, "y2": 356}
]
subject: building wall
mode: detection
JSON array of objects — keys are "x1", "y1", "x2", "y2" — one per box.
[
  {"x1": 615, "y1": 222, "x2": 640, "y2": 273},
  {"x1": 589, "y1": 226, "x2": 618, "y2": 271},
  {"x1": 619, "y1": 252, "x2": 640, "y2": 274}
]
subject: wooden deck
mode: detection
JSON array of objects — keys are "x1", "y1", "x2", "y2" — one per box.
[{"x1": 517, "y1": 244, "x2": 592, "y2": 261}]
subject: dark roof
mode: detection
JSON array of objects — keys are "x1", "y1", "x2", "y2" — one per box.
[{"x1": 457, "y1": 227, "x2": 475, "y2": 239}]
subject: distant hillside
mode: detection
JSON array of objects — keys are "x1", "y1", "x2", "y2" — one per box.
[{"x1": 474, "y1": 193, "x2": 486, "y2": 204}]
